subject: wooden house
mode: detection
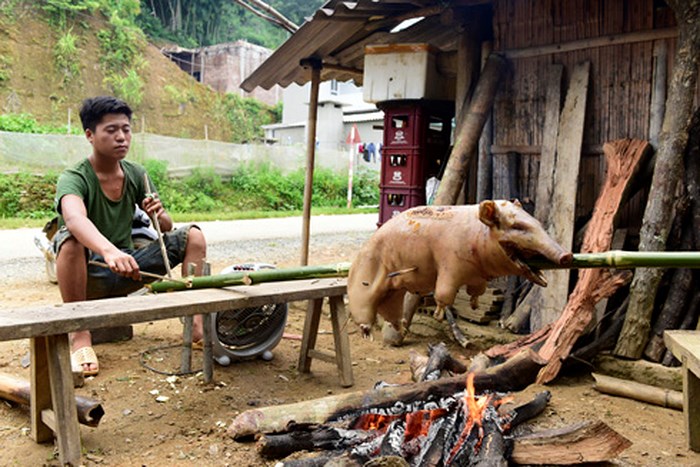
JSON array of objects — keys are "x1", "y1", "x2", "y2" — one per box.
[{"x1": 242, "y1": 0, "x2": 695, "y2": 245}]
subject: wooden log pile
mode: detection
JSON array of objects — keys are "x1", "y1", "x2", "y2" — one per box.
[{"x1": 229, "y1": 345, "x2": 631, "y2": 466}]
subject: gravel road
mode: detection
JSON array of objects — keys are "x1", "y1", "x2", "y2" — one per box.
[{"x1": 2, "y1": 213, "x2": 378, "y2": 284}]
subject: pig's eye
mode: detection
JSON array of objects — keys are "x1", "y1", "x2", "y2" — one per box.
[{"x1": 512, "y1": 223, "x2": 527, "y2": 231}]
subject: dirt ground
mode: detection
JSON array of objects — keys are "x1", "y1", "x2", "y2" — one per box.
[{"x1": 1, "y1": 245, "x2": 699, "y2": 466}]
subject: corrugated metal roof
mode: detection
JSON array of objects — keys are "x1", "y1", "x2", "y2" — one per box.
[{"x1": 241, "y1": 0, "x2": 492, "y2": 92}]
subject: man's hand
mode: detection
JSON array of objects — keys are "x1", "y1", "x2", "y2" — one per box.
[
  {"x1": 142, "y1": 192, "x2": 173, "y2": 232},
  {"x1": 103, "y1": 249, "x2": 141, "y2": 281}
]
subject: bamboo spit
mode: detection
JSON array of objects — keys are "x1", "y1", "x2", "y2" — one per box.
[{"x1": 147, "y1": 251, "x2": 700, "y2": 293}]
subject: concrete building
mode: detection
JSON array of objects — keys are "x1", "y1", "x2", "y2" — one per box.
[{"x1": 161, "y1": 40, "x2": 282, "y2": 106}]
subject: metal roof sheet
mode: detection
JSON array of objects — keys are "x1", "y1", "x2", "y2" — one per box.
[{"x1": 241, "y1": 0, "x2": 491, "y2": 92}]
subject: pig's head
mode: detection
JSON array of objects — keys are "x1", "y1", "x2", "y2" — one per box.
[{"x1": 478, "y1": 199, "x2": 573, "y2": 286}]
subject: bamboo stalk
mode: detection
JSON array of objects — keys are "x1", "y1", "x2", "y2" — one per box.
[
  {"x1": 528, "y1": 250, "x2": 700, "y2": 270},
  {"x1": 147, "y1": 252, "x2": 700, "y2": 293},
  {"x1": 148, "y1": 262, "x2": 352, "y2": 292}
]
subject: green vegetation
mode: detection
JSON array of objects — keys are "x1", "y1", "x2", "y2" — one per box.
[
  {"x1": 138, "y1": 0, "x2": 325, "y2": 49},
  {"x1": 0, "y1": 113, "x2": 80, "y2": 134},
  {"x1": 0, "y1": 162, "x2": 379, "y2": 228},
  {"x1": 53, "y1": 28, "x2": 81, "y2": 85},
  {"x1": 215, "y1": 93, "x2": 279, "y2": 143}
]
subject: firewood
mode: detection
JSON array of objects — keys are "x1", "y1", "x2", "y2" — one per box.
[
  {"x1": 591, "y1": 373, "x2": 682, "y2": 410},
  {"x1": 507, "y1": 391, "x2": 551, "y2": 428},
  {"x1": 537, "y1": 139, "x2": 652, "y2": 384},
  {"x1": 510, "y1": 420, "x2": 631, "y2": 464},
  {"x1": 0, "y1": 372, "x2": 104, "y2": 427},
  {"x1": 445, "y1": 307, "x2": 469, "y2": 347},
  {"x1": 410, "y1": 342, "x2": 467, "y2": 382},
  {"x1": 227, "y1": 348, "x2": 546, "y2": 440}
]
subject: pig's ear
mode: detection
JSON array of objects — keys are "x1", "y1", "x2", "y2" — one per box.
[
  {"x1": 478, "y1": 200, "x2": 499, "y2": 228},
  {"x1": 511, "y1": 198, "x2": 523, "y2": 208}
]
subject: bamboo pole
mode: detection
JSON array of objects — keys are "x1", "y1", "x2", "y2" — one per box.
[
  {"x1": 145, "y1": 252, "x2": 700, "y2": 294},
  {"x1": 592, "y1": 373, "x2": 683, "y2": 410},
  {"x1": 148, "y1": 263, "x2": 352, "y2": 293}
]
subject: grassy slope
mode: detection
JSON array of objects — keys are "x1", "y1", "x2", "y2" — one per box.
[{"x1": 0, "y1": 4, "x2": 233, "y2": 141}]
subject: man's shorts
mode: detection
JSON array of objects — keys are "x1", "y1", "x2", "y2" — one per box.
[{"x1": 53, "y1": 224, "x2": 199, "y2": 299}]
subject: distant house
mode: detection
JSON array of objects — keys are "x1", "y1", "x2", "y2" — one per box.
[
  {"x1": 161, "y1": 40, "x2": 281, "y2": 106},
  {"x1": 263, "y1": 80, "x2": 383, "y2": 160}
]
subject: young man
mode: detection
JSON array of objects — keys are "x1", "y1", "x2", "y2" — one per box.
[{"x1": 54, "y1": 96, "x2": 206, "y2": 376}]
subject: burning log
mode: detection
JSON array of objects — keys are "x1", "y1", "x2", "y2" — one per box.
[
  {"x1": 228, "y1": 348, "x2": 546, "y2": 440},
  {"x1": 510, "y1": 420, "x2": 632, "y2": 465},
  {"x1": 0, "y1": 372, "x2": 104, "y2": 427}
]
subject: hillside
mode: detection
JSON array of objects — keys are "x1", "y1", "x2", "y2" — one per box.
[{"x1": 0, "y1": 4, "x2": 273, "y2": 142}]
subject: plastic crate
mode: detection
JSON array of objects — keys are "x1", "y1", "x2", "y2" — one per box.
[{"x1": 378, "y1": 186, "x2": 425, "y2": 227}]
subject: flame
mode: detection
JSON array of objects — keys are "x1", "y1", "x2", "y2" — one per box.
[
  {"x1": 404, "y1": 408, "x2": 447, "y2": 441},
  {"x1": 446, "y1": 372, "x2": 493, "y2": 464},
  {"x1": 351, "y1": 413, "x2": 400, "y2": 432}
]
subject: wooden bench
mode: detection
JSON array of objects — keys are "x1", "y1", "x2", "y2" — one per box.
[
  {"x1": 664, "y1": 330, "x2": 700, "y2": 452},
  {"x1": 0, "y1": 278, "x2": 352, "y2": 466}
]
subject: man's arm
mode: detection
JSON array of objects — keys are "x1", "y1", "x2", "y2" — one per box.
[{"x1": 60, "y1": 194, "x2": 141, "y2": 280}]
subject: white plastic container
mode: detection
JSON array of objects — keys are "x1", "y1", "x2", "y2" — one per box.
[{"x1": 363, "y1": 43, "x2": 447, "y2": 103}]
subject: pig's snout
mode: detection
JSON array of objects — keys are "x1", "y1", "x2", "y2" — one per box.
[{"x1": 558, "y1": 251, "x2": 574, "y2": 266}]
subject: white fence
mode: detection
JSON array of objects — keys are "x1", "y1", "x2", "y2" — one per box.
[{"x1": 0, "y1": 131, "x2": 379, "y2": 177}]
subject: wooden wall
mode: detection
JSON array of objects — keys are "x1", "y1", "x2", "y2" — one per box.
[{"x1": 486, "y1": 0, "x2": 682, "y2": 235}]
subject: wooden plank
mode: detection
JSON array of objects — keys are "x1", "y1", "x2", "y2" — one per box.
[
  {"x1": 46, "y1": 334, "x2": 81, "y2": 466},
  {"x1": 504, "y1": 27, "x2": 677, "y2": 59},
  {"x1": 531, "y1": 61, "x2": 590, "y2": 330},
  {"x1": 0, "y1": 279, "x2": 347, "y2": 341},
  {"x1": 664, "y1": 331, "x2": 700, "y2": 380},
  {"x1": 534, "y1": 63, "x2": 563, "y2": 224}
]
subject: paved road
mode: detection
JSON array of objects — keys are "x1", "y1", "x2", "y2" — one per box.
[{"x1": 0, "y1": 213, "x2": 377, "y2": 261}]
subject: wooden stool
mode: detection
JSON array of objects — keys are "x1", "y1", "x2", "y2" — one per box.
[
  {"x1": 664, "y1": 330, "x2": 700, "y2": 452},
  {"x1": 298, "y1": 295, "x2": 354, "y2": 387}
]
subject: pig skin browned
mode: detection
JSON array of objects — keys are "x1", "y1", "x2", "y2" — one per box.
[{"x1": 347, "y1": 200, "x2": 572, "y2": 338}]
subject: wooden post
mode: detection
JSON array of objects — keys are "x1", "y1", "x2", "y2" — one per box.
[
  {"x1": 476, "y1": 41, "x2": 494, "y2": 202},
  {"x1": 434, "y1": 53, "x2": 506, "y2": 206},
  {"x1": 300, "y1": 58, "x2": 321, "y2": 266},
  {"x1": 615, "y1": 0, "x2": 700, "y2": 359}
]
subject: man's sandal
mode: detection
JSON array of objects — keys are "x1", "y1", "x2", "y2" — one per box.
[{"x1": 71, "y1": 346, "x2": 99, "y2": 376}]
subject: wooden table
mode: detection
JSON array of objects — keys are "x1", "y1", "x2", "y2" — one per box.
[
  {"x1": 664, "y1": 330, "x2": 700, "y2": 452},
  {"x1": 0, "y1": 278, "x2": 353, "y2": 466}
]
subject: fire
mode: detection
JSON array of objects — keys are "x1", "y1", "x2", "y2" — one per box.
[
  {"x1": 350, "y1": 413, "x2": 399, "y2": 432},
  {"x1": 404, "y1": 408, "x2": 447, "y2": 441},
  {"x1": 446, "y1": 372, "x2": 493, "y2": 464}
]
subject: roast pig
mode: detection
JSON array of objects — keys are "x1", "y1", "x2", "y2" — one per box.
[{"x1": 347, "y1": 200, "x2": 573, "y2": 338}]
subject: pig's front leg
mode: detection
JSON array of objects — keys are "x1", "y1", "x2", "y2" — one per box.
[{"x1": 433, "y1": 276, "x2": 462, "y2": 322}]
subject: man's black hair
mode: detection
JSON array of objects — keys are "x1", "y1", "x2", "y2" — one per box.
[{"x1": 79, "y1": 96, "x2": 133, "y2": 131}]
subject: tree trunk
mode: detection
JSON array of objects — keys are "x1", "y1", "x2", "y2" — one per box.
[
  {"x1": 434, "y1": 54, "x2": 506, "y2": 205},
  {"x1": 615, "y1": 0, "x2": 700, "y2": 359}
]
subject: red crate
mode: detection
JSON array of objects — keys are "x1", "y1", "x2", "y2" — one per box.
[
  {"x1": 378, "y1": 187, "x2": 425, "y2": 227},
  {"x1": 380, "y1": 101, "x2": 454, "y2": 148},
  {"x1": 380, "y1": 147, "x2": 449, "y2": 188}
]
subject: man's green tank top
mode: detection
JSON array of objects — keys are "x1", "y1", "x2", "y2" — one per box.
[{"x1": 55, "y1": 159, "x2": 153, "y2": 250}]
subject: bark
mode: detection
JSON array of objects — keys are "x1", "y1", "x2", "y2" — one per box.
[
  {"x1": 643, "y1": 224, "x2": 694, "y2": 362},
  {"x1": 537, "y1": 139, "x2": 652, "y2": 383},
  {"x1": 434, "y1": 54, "x2": 506, "y2": 205},
  {"x1": 687, "y1": 108, "x2": 700, "y2": 248},
  {"x1": 615, "y1": 0, "x2": 700, "y2": 359},
  {"x1": 510, "y1": 420, "x2": 632, "y2": 465}
]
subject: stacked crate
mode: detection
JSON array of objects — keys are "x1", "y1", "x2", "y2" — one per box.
[{"x1": 377, "y1": 100, "x2": 454, "y2": 226}]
